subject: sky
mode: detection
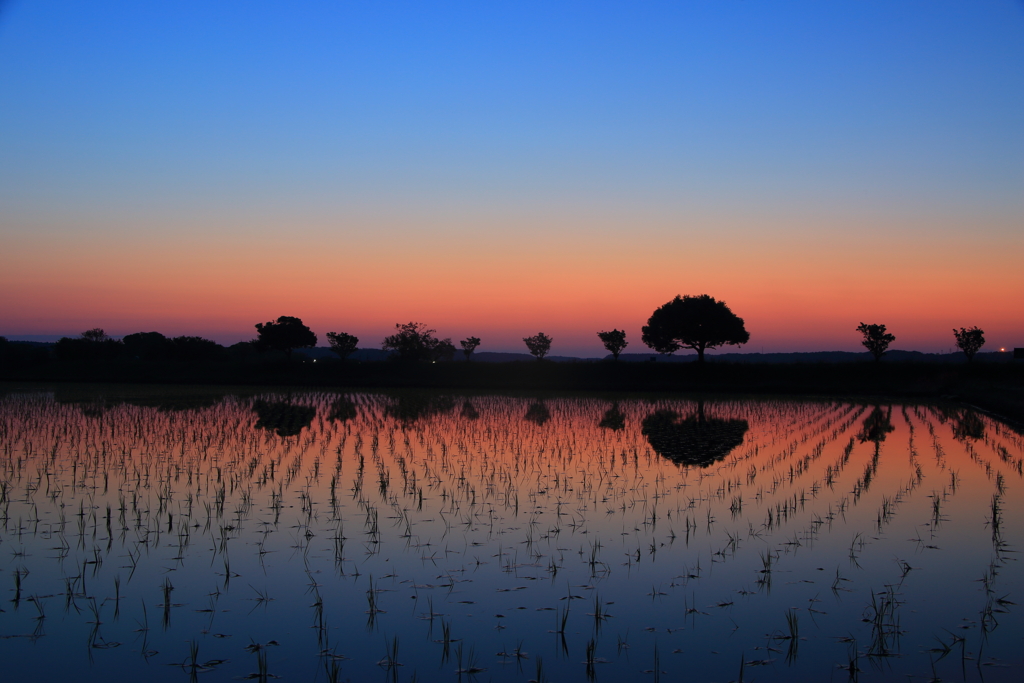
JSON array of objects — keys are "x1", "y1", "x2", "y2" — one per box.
[{"x1": 1, "y1": 0, "x2": 1022, "y2": 357}]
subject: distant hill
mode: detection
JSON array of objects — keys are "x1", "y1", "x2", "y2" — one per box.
[
  {"x1": 614, "y1": 350, "x2": 1013, "y2": 364},
  {"x1": 293, "y1": 347, "x2": 1014, "y2": 364}
]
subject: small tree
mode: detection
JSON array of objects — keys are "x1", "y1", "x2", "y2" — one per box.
[
  {"x1": 326, "y1": 331, "x2": 360, "y2": 360},
  {"x1": 642, "y1": 294, "x2": 749, "y2": 362},
  {"x1": 597, "y1": 329, "x2": 628, "y2": 360},
  {"x1": 460, "y1": 336, "x2": 481, "y2": 361},
  {"x1": 382, "y1": 322, "x2": 443, "y2": 362},
  {"x1": 953, "y1": 326, "x2": 985, "y2": 362},
  {"x1": 81, "y1": 328, "x2": 109, "y2": 342},
  {"x1": 856, "y1": 323, "x2": 895, "y2": 362},
  {"x1": 523, "y1": 332, "x2": 552, "y2": 360},
  {"x1": 255, "y1": 316, "x2": 317, "y2": 358}
]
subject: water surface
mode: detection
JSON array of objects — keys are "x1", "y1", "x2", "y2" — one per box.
[{"x1": 1, "y1": 386, "x2": 1021, "y2": 681}]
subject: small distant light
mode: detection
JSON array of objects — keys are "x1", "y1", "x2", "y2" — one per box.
[
  {"x1": 313, "y1": 359, "x2": 317, "y2": 362},
  {"x1": 1001, "y1": 348, "x2": 1006, "y2": 352}
]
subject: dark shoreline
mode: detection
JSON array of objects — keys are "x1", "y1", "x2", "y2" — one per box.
[{"x1": 2, "y1": 359, "x2": 1022, "y2": 429}]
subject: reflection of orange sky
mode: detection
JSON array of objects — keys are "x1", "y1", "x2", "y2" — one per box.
[{"x1": 3, "y1": 213, "x2": 1021, "y2": 353}]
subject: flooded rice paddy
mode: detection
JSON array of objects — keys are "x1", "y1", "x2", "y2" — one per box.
[{"x1": 0, "y1": 385, "x2": 1021, "y2": 682}]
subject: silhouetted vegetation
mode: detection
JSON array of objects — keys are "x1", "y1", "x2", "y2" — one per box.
[
  {"x1": 597, "y1": 329, "x2": 628, "y2": 360},
  {"x1": 641, "y1": 402, "x2": 749, "y2": 466},
  {"x1": 432, "y1": 338, "x2": 457, "y2": 362},
  {"x1": 255, "y1": 316, "x2": 317, "y2": 358},
  {"x1": 857, "y1": 323, "x2": 895, "y2": 362},
  {"x1": 121, "y1": 332, "x2": 225, "y2": 361},
  {"x1": 953, "y1": 326, "x2": 985, "y2": 362},
  {"x1": 382, "y1": 322, "x2": 452, "y2": 362},
  {"x1": 55, "y1": 329, "x2": 125, "y2": 361},
  {"x1": 81, "y1": 327, "x2": 108, "y2": 342},
  {"x1": 642, "y1": 294, "x2": 749, "y2": 362},
  {"x1": 523, "y1": 332, "x2": 552, "y2": 360},
  {"x1": 460, "y1": 336, "x2": 481, "y2": 361},
  {"x1": 326, "y1": 331, "x2": 359, "y2": 360}
]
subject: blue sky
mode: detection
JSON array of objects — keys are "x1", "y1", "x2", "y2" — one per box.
[{"x1": 1, "y1": 1, "x2": 1022, "y2": 354}]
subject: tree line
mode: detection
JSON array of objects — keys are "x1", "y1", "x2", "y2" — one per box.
[{"x1": 0, "y1": 293, "x2": 990, "y2": 364}]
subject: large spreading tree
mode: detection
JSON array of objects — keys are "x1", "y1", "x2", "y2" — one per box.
[
  {"x1": 641, "y1": 294, "x2": 749, "y2": 362},
  {"x1": 255, "y1": 316, "x2": 317, "y2": 358}
]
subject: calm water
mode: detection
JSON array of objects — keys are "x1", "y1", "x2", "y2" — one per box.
[{"x1": 0, "y1": 386, "x2": 1021, "y2": 682}]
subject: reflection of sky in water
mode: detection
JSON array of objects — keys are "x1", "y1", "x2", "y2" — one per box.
[{"x1": 0, "y1": 389, "x2": 1021, "y2": 681}]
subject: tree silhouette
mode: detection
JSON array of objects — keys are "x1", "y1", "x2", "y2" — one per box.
[
  {"x1": 81, "y1": 328, "x2": 109, "y2": 342},
  {"x1": 640, "y1": 402, "x2": 748, "y2": 467},
  {"x1": 523, "y1": 332, "x2": 552, "y2": 360},
  {"x1": 432, "y1": 338, "x2": 457, "y2": 362},
  {"x1": 255, "y1": 316, "x2": 317, "y2": 358},
  {"x1": 953, "y1": 326, "x2": 985, "y2": 362},
  {"x1": 597, "y1": 329, "x2": 628, "y2": 360},
  {"x1": 326, "y1": 331, "x2": 360, "y2": 360},
  {"x1": 642, "y1": 295, "x2": 749, "y2": 362},
  {"x1": 169, "y1": 336, "x2": 224, "y2": 361},
  {"x1": 382, "y1": 322, "x2": 446, "y2": 362},
  {"x1": 123, "y1": 331, "x2": 172, "y2": 360},
  {"x1": 856, "y1": 323, "x2": 895, "y2": 362},
  {"x1": 460, "y1": 337, "x2": 481, "y2": 361}
]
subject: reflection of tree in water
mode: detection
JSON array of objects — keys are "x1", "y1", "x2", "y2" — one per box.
[
  {"x1": 524, "y1": 401, "x2": 551, "y2": 426},
  {"x1": 460, "y1": 400, "x2": 479, "y2": 420},
  {"x1": 384, "y1": 393, "x2": 456, "y2": 424},
  {"x1": 641, "y1": 402, "x2": 748, "y2": 467},
  {"x1": 953, "y1": 410, "x2": 985, "y2": 441},
  {"x1": 855, "y1": 406, "x2": 894, "y2": 494},
  {"x1": 252, "y1": 400, "x2": 316, "y2": 437},
  {"x1": 64, "y1": 393, "x2": 224, "y2": 418},
  {"x1": 327, "y1": 396, "x2": 358, "y2": 422},
  {"x1": 598, "y1": 403, "x2": 626, "y2": 431},
  {"x1": 857, "y1": 406, "x2": 894, "y2": 449}
]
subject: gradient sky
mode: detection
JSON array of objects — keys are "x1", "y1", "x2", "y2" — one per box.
[{"x1": 1, "y1": 1, "x2": 1022, "y2": 356}]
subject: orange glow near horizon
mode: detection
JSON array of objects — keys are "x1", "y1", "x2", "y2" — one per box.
[{"x1": 2, "y1": 213, "x2": 1022, "y2": 355}]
